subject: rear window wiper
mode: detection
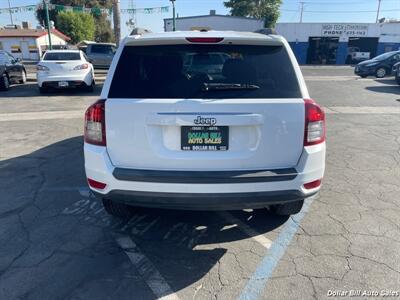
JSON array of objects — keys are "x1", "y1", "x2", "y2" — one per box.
[{"x1": 202, "y1": 83, "x2": 260, "y2": 91}]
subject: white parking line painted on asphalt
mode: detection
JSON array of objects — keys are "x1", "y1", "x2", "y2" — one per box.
[
  {"x1": 115, "y1": 234, "x2": 181, "y2": 300},
  {"x1": 304, "y1": 75, "x2": 360, "y2": 81},
  {"x1": 219, "y1": 212, "x2": 272, "y2": 249},
  {"x1": 326, "y1": 106, "x2": 400, "y2": 114},
  {"x1": 0, "y1": 110, "x2": 83, "y2": 122},
  {"x1": 237, "y1": 197, "x2": 315, "y2": 300}
]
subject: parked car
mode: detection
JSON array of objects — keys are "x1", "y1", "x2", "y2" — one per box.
[
  {"x1": 183, "y1": 52, "x2": 230, "y2": 76},
  {"x1": 395, "y1": 63, "x2": 400, "y2": 85},
  {"x1": 36, "y1": 50, "x2": 95, "y2": 93},
  {"x1": 84, "y1": 31, "x2": 326, "y2": 217},
  {"x1": 346, "y1": 47, "x2": 370, "y2": 64},
  {"x1": 355, "y1": 50, "x2": 400, "y2": 78},
  {"x1": 0, "y1": 50, "x2": 27, "y2": 91},
  {"x1": 85, "y1": 43, "x2": 116, "y2": 68}
]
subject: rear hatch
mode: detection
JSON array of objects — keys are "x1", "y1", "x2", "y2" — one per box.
[
  {"x1": 40, "y1": 51, "x2": 83, "y2": 75},
  {"x1": 104, "y1": 36, "x2": 306, "y2": 171}
]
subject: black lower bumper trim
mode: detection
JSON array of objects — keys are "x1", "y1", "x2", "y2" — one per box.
[
  {"x1": 42, "y1": 81, "x2": 88, "y2": 88},
  {"x1": 93, "y1": 189, "x2": 317, "y2": 211},
  {"x1": 112, "y1": 168, "x2": 298, "y2": 184}
]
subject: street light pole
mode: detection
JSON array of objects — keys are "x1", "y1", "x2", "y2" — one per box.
[
  {"x1": 170, "y1": 0, "x2": 176, "y2": 31},
  {"x1": 299, "y1": 2, "x2": 305, "y2": 23},
  {"x1": 7, "y1": 0, "x2": 14, "y2": 25},
  {"x1": 376, "y1": 0, "x2": 382, "y2": 23},
  {"x1": 43, "y1": 0, "x2": 52, "y2": 50}
]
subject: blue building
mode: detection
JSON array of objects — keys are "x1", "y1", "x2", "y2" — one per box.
[{"x1": 276, "y1": 22, "x2": 400, "y2": 65}]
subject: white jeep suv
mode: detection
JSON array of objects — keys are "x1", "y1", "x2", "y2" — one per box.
[{"x1": 84, "y1": 31, "x2": 326, "y2": 216}]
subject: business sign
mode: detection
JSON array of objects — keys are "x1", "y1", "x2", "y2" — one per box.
[{"x1": 321, "y1": 24, "x2": 369, "y2": 37}]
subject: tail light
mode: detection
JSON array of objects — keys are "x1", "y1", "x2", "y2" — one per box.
[
  {"x1": 87, "y1": 178, "x2": 107, "y2": 190},
  {"x1": 73, "y1": 63, "x2": 89, "y2": 70},
  {"x1": 304, "y1": 99, "x2": 325, "y2": 146},
  {"x1": 84, "y1": 99, "x2": 106, "y2": 146},
  {"x1": 304, "y1": 179, "x2": 322, "y2": 190}
]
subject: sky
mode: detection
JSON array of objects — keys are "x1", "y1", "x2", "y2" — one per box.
[{"x1": 1, "y1": 0, "x2": 400, "y2": 37}]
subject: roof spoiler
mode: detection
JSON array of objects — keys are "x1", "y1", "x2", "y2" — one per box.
[{"x1": 254, "y1": 28, "x2": 277, "y2": 35}]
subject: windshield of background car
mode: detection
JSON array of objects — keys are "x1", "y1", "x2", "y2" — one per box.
[
  {"x1": 373, "y1": 52, "x2": 395, "y2": 61},
  {"x1": 43, "y1": 52, "x2": 81, "y2": 61},
  {"x1": 108, "y1": 44, "x2": 302, "y2": 99},
  {"x1": 91, "y1": 45, "x2": 115, "y2": 54}
]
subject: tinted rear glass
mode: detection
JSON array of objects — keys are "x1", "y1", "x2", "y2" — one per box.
[
  {"x1": 108, "y1": 44, "x2": 301, "y2": 99},
  {"x1": 44, "y1": 52, "x2": 80, "y2": 60},
  {"x1": 91, "y1": 45, "x2": 115, "y2": 54}
]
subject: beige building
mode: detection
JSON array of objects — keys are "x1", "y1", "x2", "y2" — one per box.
[{"x1": 0, "y1": 27, "x2": 70, "y2": 61}]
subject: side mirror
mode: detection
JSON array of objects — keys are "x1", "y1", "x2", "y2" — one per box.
[{"x1": 14, "y1": 58, "x2": 21, "y2": 63}]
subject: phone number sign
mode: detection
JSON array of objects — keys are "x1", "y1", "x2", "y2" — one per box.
[{"x1": 321, "y1": 24, "x2": 369, "y2": 37}]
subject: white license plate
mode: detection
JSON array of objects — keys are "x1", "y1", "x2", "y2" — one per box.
[{"x1": 58, "y1": 81, "x2": 69, "y2": 87}]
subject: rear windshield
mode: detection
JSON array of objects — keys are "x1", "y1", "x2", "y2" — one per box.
[
  {"x1": 91, "y1": 45, "x2": 115, "y2": 54},
  {"x1": 108, "y1": 44, "x2": 301, "y2": 99},
  {"x1": 44, "y1": 52, "x2": 81, "y2": 61}
]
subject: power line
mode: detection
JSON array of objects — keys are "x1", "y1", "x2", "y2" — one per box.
[
  {"x1": 287, "y1": 8, "x2": 400, "y2": 13},
  {"x1": 290, "y1": 0, "x2": 398, "y2": 4}
]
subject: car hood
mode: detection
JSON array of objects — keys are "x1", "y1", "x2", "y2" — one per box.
[{"x1": 357, "y1": 59, "x2": 379, "y2": 66}]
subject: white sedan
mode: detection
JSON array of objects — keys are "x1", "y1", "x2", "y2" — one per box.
[{"x1": 37, "y1": 50, "x2": 95, "y2": 93}]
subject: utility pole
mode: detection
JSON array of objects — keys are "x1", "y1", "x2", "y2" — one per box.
[
  {"x1": 170, "y1": 0, "x2": 176, "y2": 31},
  {"x1": 300, "y1": 1, "x2": 305, "y2": 23},
  {"x1": 7, "y1": 0, "x2": 14, "y2": 25},
  {"x1": 376, "y1": 0, "x2": 382, "y2": 23},
  {"x1": 43, "y1": 0, "x2": 52, "y2": 50},
  {"x1": 113, "y1": 0, "x2": 121, "y2": 46}
]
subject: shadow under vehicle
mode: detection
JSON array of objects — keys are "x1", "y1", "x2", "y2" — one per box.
[{"x1": 0, "y1": 136, "x2": 289, "y2": 299}]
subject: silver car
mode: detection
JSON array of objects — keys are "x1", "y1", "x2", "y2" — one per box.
[{"x1": 85, "y1": 43, "x2": 116, "y2": 69}]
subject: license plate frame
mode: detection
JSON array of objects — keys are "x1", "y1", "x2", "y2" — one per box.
[
  {"x1": 181, "y1": 126, "x2": 229, "y2": 151},
  {"x1": 58, "y1": 81, "x2": 69, "y2": 87}
]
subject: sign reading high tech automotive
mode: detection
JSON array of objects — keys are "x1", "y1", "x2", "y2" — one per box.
[{"x1": 321, "y1": 24, "x2": 369, "y2": 37}]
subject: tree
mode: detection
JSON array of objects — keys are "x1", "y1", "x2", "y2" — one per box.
[
  {"x1": 224, "y1": 0, "x2": 282, "y2": 28},
  {"x1": 57, "y1": 11, "x2": 95, "y2": 44},
  {"x1": 36, "y1": 0, "x2": 114, "y2": 43}
]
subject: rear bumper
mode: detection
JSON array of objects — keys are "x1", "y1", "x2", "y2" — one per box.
[
  {"x1": 37, "y1": 72, "x2": 93, "y2": 87},
  {"x1": 84, "y1": 142, "x2": 325, "y2": 210},
  {"x1": 93, "y1": 189, "x2": 317, "y2": 210}
]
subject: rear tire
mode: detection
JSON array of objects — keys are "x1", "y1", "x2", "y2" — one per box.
[
  {"x1": 270, "y1": 200, "x2": 304, "y2": 216},
  {"x1": 0, "y1": 73, "x2": 10, "y2": 91},
  {"x1": 102, "y1": 198, "x2": 134, "y2": 218},
  {"x1": 39, "y1": 86, "x2": 48, "y2": 94},
  {"x1": 85, "y1": 80, "x2": 95, "y2": 92},
  {"x1": 19, "y1": 70, "x2": 27, "y2": 84},
  {"x1": 360, "y1": 75, "x2": 368, "y2": 78},
  {"x1": 396, "y1": 75, "x2": 400, "y2": 85}
]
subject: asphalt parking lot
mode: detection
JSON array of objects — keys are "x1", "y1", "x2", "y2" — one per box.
[{"x1": 1, "y1": 66, "x2": 400, "y2": 300}]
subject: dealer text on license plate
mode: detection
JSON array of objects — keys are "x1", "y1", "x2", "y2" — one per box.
[{"x1": 181, "y1": 126, "x2": 229, "y2": 151}]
